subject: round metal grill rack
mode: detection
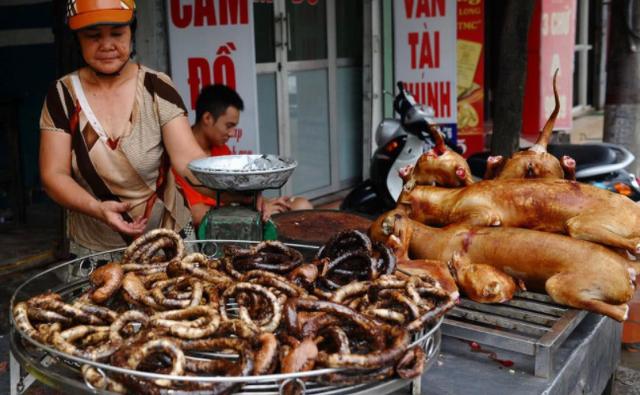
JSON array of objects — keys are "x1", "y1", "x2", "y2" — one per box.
[{"x1": 10, "y1": 240, "x2": 443, "y2": 395}]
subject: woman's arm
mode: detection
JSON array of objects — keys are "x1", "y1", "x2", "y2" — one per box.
[
  {"x1": 162, "y1": 116, "x2": 262, "y2": 207},
  {"x1": 161, "y1": 116, "x2": 211, "y2": 190},
  {"x1": 39, "y1": 131, "x2": 147, "y2": 235},
  {"x1": 162, "y1": 116, "x2": 249, "y2": 202}
]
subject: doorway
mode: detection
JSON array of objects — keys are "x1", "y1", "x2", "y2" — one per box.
[{"x1": 253, "y1": 0, "x2": 363, "y2": 199}]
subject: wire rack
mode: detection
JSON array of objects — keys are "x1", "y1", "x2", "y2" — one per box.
[
  {"x1": 442, "y1": 291, "x2": 587, "y2": 378},
  {"x1": 10, "y1": 240, "x2": 444, "y2": 395}
]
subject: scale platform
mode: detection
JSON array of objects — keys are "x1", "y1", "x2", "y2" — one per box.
[{"x1": 189, "y1": 154, "x2": 297, "y2": 242}]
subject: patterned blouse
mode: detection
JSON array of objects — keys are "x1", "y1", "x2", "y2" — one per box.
[{"x1": 40, "y1": 64, "x2": 191, "y2": 251}]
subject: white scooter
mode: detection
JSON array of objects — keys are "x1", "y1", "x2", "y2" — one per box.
[{"x1": 341, "y1": 82, "x2": 459, "y2": 216}]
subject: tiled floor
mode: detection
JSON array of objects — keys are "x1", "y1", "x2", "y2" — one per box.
[{"x1": 0, "y1": 202, "x2": 61, "y2": 271}]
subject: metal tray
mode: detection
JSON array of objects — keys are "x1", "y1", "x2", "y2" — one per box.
[
  {"x1": 442, "y1": 291, "x2": 588, "y2": 378},
  {"x1": 188, "y1": 155, "x2": 297, "y2": 191},
  {"x1": 10, "y1": 240, "x2": 443, "y2": 395}
]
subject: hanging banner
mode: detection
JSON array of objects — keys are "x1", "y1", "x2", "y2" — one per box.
[
  {"x1": 523, "y1": 0, "x2": 576, "y2": 140},
  {"x1": 166, "y1": 0, "x2": 259, "y2": 154},
  {"x1": 456, "y1": 0, "x2": 484, "y2": 157},
  {"x1": 394, "y1": 0, "x2": 458, "y2": 142}
]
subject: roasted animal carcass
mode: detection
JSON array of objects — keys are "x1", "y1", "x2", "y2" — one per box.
[
  {"x1": 400, "y1": 148, "x2": 474, "y2": 189},
  {"x1": 484, "y1": 70, "x2": 576, "y2": 181},
  {"x1": 399, "y1": 123, "x2": 474, "y2": 189},
  {"x1": 402, "y1": 178, "x2": 640, "y2": 254},
  {"x1": 370, "y1": 211, "x2": 637, "y2": 321}
]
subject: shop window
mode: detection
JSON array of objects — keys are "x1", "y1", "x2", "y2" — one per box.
[
  {"x1": 254, "y1": 0, "x2": 364, "y2": 198},
  {"x1": 573, "y1": 0, "x2": 595, "y2": 114}
]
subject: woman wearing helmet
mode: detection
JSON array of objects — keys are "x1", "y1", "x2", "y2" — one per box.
[{"x1": 39, "y1": 0, "x2": 209, "y2": 253}]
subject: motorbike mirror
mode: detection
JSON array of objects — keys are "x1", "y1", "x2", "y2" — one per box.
[
  {"x1": 393, "y1": 83, "x2": 461, "y2": 153},
  {"x1": 394, "y1": 81, "x2": 417, "y2": 118}
]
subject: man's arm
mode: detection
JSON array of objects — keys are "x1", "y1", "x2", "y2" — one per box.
[{"x1": 190, "y1": 203, "x2": 210, "y2": 228}]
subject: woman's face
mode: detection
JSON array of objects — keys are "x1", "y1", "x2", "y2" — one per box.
[{"x1": 77, "y1": 25, "x2": 132, "y2": 74}]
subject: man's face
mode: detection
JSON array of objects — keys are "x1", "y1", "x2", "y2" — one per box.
[{"x1": 205, "y1": 106, "x2": 240, "y2": 147}]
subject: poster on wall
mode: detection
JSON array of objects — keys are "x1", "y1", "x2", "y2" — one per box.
[
  {"x1": 456, "y1": 0, "x2": 484, "y2": 157},
  {"x1": 166, "y1": 0, "x2": 259, "y2": 154},
  {"x1": 523, "y1": 0, "x2": 576, "y2": 139},
  {"x1": 394, "y1": 0, "x2": 458, "y2": 142}
]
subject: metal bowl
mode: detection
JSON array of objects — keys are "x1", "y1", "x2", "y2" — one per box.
[{"x1": 188, "y1": 154, "x2": 297, "y2": 191}]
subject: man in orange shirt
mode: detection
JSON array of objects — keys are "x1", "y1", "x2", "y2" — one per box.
[{"x1": 174, "y1": 84, "x2": 312, "y2": 228}]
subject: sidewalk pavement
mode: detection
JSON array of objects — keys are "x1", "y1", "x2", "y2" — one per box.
[{"x1": 569, "y1": 112, "x2": 605, "y2": 143}]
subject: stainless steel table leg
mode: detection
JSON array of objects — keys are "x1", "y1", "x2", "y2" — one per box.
[
  {"x1": 10, "y1": 351, "x2": 21, "y2": 395},
  {"x1": 411, "y1": 377, "x2": 421, "y2": 395},
  {"x1": 10, "y1": 351, "x2": 35, "y2": 395}
]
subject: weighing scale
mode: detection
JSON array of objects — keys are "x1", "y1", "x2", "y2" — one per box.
[{"x1": 187, "y1": 154, "x2": 297, "y2": 241}]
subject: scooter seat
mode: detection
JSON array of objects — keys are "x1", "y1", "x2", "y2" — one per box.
[
  {"x1": 547, "y1": 144, "x2": 618, "y2": 170},
  {"x1": 467, "y1": 143, "x2": 623, "y2": 179}
]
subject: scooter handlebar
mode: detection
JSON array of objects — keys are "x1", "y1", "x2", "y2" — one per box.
[
  {"x1": 394, "y1": 81, "x2": 435, "y2": 133},
  {"x1": 394, "y1": 82, "x2": 416, "y2": 117},
  {"x1": 394, "y1": 81, "x2": 461, "y2": 153}
]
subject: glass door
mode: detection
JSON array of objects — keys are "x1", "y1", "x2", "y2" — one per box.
[
  {"x1": 254, "y1": 0, "x2": 281, "y2": 166},
  {"x1": 254, "y1": 0, "x2": 363, "y2": 198}
]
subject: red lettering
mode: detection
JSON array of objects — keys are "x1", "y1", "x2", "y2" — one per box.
[
  {"x1": 405, "y1": 0, "x2": 446, "y2": 18},
  {"x1": 220, "y1": 0, "x2": 248, "y2": 25},
  {"x1": 232, "y1": 128, "x2": 243, "y2": 142},
  {"x1": 404, "y1": 0, "x2": 415, "y2": 18},
  {"x1": 426, "y1": 81, "x2": 451, "y2": 117},
  {"x1": 408, "y1": 32, "x2": 419, "y2": 69},
  {"x1": 427, "y1": 83, "x2": 437, "y2": 111},
  {"x1": 213, "y1": 55, "x2": 237, "y2": 89},
  {"x1": 194, "y1": 0, "x2": 217, "y2": 26},
  {"x1": 187, "y1": 58, "x2": 211, "y2": 109},
  {"x1": 434, "y1": 31, "x2": 440, "y2": 67},
  {"x1": 440, "y1": 81, "x2": 450, "y2": 118},
  {"x1": 170, "y1": 0, "x2": 192, "y2": 28},
  {"x1": 403, "y1": 81, "x2": 451, "y2": 118},
  {"x1": 435, "y1": 0, "x2": 445, "y2": 16},
  {"x1": 411, "y1": 31, "x2": 439, "y2": 69},
  {"x1": 419, "y1": 31, "x2": 432, "y2": 68},
  {"x1": 416, "y1": 0, "x2": 430, "y2": 17}
]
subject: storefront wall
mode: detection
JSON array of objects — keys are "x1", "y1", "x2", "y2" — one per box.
[
  {"x1": 379, "y1": 0, "x2": 602, "y2": 156},
  {"x1": 253, "y1": 0, "x2": 364, "y2": 198},
  {"x1": 1, "y1": 0, "x2": 606, "y2": 207},
  {"x1": 161, "y1": 0, "x2": 364, "y2": 199}
]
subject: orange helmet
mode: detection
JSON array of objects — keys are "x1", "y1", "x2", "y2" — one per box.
[{"x1": 66, "y1": 0, "x2": 136, "y2": 31}]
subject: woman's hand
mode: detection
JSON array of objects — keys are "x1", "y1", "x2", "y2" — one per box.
[
  {"x1": 96, "y1": 201, "x2": 148, "y2": 236},
  {"x1": 41, "y1": 131, "x2": 148, "y2": 236}
]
